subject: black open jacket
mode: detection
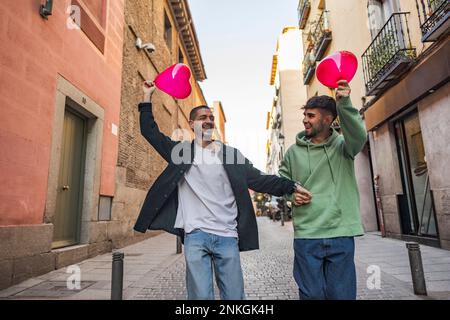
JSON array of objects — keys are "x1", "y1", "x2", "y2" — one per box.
[{"x1": 133, "y1": 102, "x2": 295, "y2": 251}]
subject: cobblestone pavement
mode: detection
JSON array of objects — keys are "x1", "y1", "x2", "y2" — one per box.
[
  {"x1": 133, "y1": 218, "x2": 426, "y2": 300},
  {"x1": 1, "y1": 217, "x2": 449, "y2": 300}
]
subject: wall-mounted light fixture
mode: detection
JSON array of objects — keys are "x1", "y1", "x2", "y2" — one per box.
[{"x1": 40, "y1": 0, "x2": 53, "y2": 19}]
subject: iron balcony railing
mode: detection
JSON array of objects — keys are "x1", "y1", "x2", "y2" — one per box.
[
  {"x1": 297, "y1": 0, "x2": 311, "y2": 29},
  {"x1": 310, "y1": 10, "x2": 332, "y2": 61},
  {"x1": 302, "y1": 49, "x2": 315, "y2": 84},
  {"x1": 415, "y1": 0, "x2": 449, "y2": 41},
  {"x1": 362, "y1": 12, "x2": 416, "y2": 96}
]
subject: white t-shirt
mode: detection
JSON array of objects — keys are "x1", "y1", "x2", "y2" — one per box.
[{"x1": 174, "y1": 141, "x2": 238, "y2": 238}]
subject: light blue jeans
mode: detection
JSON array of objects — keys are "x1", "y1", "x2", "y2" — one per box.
[{"x1": 184, "y1": 229, "x2": 245, "y2": 300}]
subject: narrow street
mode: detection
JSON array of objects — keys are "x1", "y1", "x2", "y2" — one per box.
[
  {"x1": 1, "y1": 217, "x2": 449, "y2": 300},
  {"x1": 1, "y1": 1, "x2": 449, "y2": 304}
]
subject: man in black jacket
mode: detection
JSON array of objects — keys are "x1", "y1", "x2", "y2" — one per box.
[{"x1": 134, "y1": 81, "x2": 311, "y2": 300}]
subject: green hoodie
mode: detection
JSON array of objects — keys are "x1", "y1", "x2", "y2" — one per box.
[{"x1": 279, "y1": 96, "x2": 367, "y2": 239}]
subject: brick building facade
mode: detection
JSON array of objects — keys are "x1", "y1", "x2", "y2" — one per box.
[{"x1": 112, "y1": 0, "x2": 207, "y2": 247}]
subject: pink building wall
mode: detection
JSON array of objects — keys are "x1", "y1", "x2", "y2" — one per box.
[{"x1": 0, "y1": 0, "x2": 124, "y2": 225}]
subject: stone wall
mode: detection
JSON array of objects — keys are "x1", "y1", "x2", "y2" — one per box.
[{"x1": 418, "y1": 82, "x2": 450, "y2": 249}]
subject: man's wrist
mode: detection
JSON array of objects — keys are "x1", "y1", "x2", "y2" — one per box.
[
  {"x1": 143, "y1": 94, "x2": 153, "y2": 103},
  {"x1": 336, "y1": 95, "x2": 351, "y2": 104},
  {"x1": 292, "y1": 181, "x2": 303, "y2": 193}
]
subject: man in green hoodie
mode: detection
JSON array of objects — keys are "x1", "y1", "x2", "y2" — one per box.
[{"x1": 279, "y1": 80, "x2": 367, "y2": 300}]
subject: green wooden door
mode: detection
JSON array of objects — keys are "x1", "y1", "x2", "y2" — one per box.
[{"x1": 53, "y1": 108, "x2": 86, "y2": 249}]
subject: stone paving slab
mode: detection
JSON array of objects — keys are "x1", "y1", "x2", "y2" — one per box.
[{"x1": 355, "y1": 232, "x2": 450, "y2": 297}]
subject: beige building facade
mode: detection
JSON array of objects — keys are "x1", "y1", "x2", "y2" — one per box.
[
  {"x1": 211, "y1": 101, "x2": 227, "y2": 143},
  {"x1": 298, "y1": 0, "x2": 450, "y2": 249},
  {"x1": 266, "y1": 27, "x2": 308, "y2": 175},
  {"x1": 361, "y1": 0, "x2": 449, "y2": 249},
  {"x1": 298, "y1": 0, "x2": 378, "y2": 232}
]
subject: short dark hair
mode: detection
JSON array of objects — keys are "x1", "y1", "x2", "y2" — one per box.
[
  {"x1": 189, "y1": 105, "x2": 210, "y2": 121},
  {"x1": 302, "y1": 95, "x2": 337, "y2": 120}
]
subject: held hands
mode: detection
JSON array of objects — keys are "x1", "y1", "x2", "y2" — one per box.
[
  {"x1": 336, "y1": 80, "x2": 351, "y2": 101},
  {"x1": 293, "y1": 185, "x2": 312, "y2": 206},
  {"x1": 143, "y1": 80, "x2": 156, "y2": 103}
]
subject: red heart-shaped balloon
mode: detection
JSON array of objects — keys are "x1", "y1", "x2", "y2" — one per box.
[
  {"x1": 154, "y1": 63, "x2": 192, "y2": 99},
  {"x1": 316, "y1": 51, "x2": 358, "y2": 88}
]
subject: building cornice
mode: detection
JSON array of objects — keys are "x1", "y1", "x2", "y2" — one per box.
[{"x1": 168, "y1": 0, "x2": 207, "y2": 81}]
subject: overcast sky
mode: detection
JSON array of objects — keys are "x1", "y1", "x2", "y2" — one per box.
[{"x1": 189, "y1": 0, "x2": 299, "y2": 171}]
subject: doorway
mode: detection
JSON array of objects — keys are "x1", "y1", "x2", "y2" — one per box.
[
  {"x1": 52, "y1": 108, "x2": 87, "y2": 248},
  {"x1": 394, "y1": 109, "x2": 438, "y2": 238}
]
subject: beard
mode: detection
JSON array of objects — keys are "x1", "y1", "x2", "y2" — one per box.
[{"x1": 305, "y1": 122, "x2": 325, "y2": 138}]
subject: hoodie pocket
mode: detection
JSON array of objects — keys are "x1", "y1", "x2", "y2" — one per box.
[{"x1": 293, "y1": 193, "x2": 342, "y2": 230}]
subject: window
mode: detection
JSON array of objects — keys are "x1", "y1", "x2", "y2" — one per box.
[
  {"x1": 72, "y1": 0, "x2": 107, "y2": 53},
  {"x1": 98, "y1": 195, "x2": 112, "y2": 221},
  {"x1": 367, "y1": 0, "x2": 401, "y2": 38},
  {"x1": 179, "y1": 48, "x2": 184, "y2": 64},
  {"x1": 164, "y1": 11, "x2": 172, "y2": 50},
  {"x1": 81, "y1": 0, "x2": 106, "y2": 27}
]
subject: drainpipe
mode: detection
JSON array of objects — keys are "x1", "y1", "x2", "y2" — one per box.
[{"x1": 374, "y1": 175, "x2": 386, "y2": 237}]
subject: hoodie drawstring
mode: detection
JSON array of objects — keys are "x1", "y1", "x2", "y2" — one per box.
[
  {"x1": 324, "y1": 146, "x2": 336, "y2": 186},
  {"x1": 307, "y1": 144, "x2": 312, "y2": 175}
]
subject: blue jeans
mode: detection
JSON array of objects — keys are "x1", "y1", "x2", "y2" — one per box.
[
  {"x1": 293, "y1": 237, "x2": 356, "y2": 300},
  {"x1": 184, "y1": 229, "x2": 245, "y2": 300}
]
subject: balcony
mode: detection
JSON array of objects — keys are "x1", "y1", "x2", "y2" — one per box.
[
  {"x1": 311, "y1": 10, "x2": 332, "y2": 61},
  {"x1": 297, "y1": 0, "x2": 311, "y2": 29},
  {"x1": 362, "y1": 12, "x2": 416, "y2": 96},
  {"x1": 415, "y1": 0, "x2": 450, "y2": 42},
  {"x1": 302, "y1": 49, "x2": 316, "y2": 85}
]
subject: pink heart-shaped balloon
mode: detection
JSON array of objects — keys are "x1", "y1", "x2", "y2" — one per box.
[
  {"x1": 316, "y1": 51, "x2": 358, "y2": 88},
  {"x1": 154, "y1": 63, "x2": 192, "y2": 99}
]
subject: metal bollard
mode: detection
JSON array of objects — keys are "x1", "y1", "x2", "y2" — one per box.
[
  {"x1": 406, "y1": 242, "x2": 427, "y2": 296},
  {"x1": 176, "y1": 236, "x2": 182, "y2": 254},
  {"x1": 280, "y1": 211, "x2": 284, "y2": 226},
  {"x1": 111, "y1": 251, "x2": 124, "y2": 300}
]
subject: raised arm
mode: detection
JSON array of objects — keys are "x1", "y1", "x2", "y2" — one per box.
[
  {"x1": 336, "y1": 80, "x2": 367, "y2": 158},
  {"x1": 139, "y1": 81, "x2": 178, "y2": 163}
]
